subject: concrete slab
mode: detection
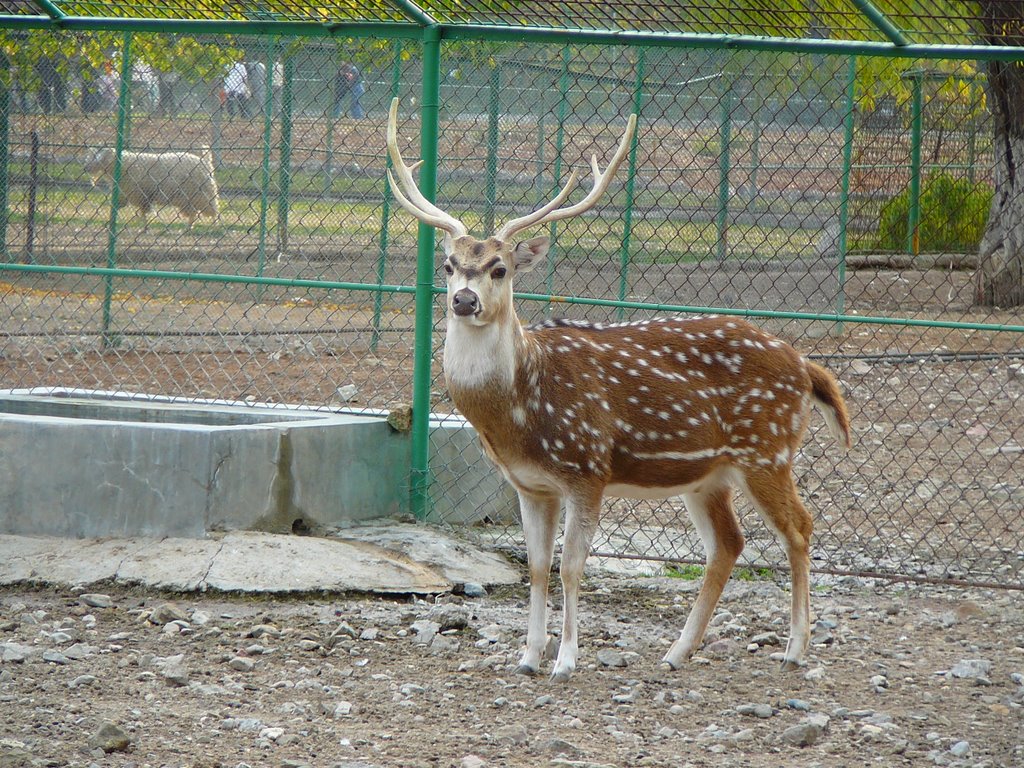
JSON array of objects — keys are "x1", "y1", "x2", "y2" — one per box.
[
  {"x1": 114, "y1": 537, "x2": 227, "y2": 590},
  {"x1": 0, "y1": 526, "x2": 522, "y2": 595},
  {"x1": 339, "y1": 523, "x2": 521, "y2": 587},
  {"x1": 202, "y1": 531, "x2": 451, "y2": 594},
  {"x1": 0, "y1": 537, "x2": 153, "y2": 586}
]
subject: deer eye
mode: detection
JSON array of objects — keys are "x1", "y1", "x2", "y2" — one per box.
[
  {"x1": 491, "y1": 266, "x2": 507, "y2": 280},
  {"x1": 443, "y1": 262, "x2": 454, "y2": 276}
]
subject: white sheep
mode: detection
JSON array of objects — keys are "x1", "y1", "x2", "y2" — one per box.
[{"x1": 85, "y1": 147, "x2": 220, "y2": 229}]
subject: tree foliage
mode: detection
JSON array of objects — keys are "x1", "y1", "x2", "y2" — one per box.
[{"x1": 0, "y1": 28, "x2": 246, "y2": 93}]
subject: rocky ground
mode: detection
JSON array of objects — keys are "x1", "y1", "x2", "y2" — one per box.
[{"x1": 1, "y1": 571, "x2": 1022, "y2": 768}]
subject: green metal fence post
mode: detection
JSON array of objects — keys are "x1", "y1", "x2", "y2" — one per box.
[
  {"x1": 410, "y1": 25, "x2": 442, "y2": 521},
  {"x1": 372, "y1": 38, "x2": 405, "y2": 352},
  {"x1": 907, "y1": 70, "x2": 923, "y2": 255},
  {"x1": 836, "y1": 56, "x2": 857, "y2": 334},
  {"x1": 256, "y1": 54, "x2": 275, "y2": 283},
  {"x1": 484, "y1": 62, "x2": 501, "y2": 235},
  {"x1": 616, "y1": 48, "x2": 645, "y2": 321},
  {"x1": 545, "y1": 45, "x2": 571, "y2": 312},
  {"x1": 534, "y1": 109, "x2": 547, "y2": 205},
  {"x1": 716, "y1": 75, "x2": 732, "y2": 262},
  {"x1": 210, "y1": 90, "x2": 223, "y2": 169},
  {"x1": 967, "y1": 79, "x2": 979, "y2": 184},
  {"x1": 277, "y1": 50, "x2": 294, "y2": 255},
  {"x1": 102, "y1": 32, "x2": 134, "y2": 347},
  {"x1": 323, "y1": 50, "x2": 337, "y2": 194},
  {"x1": 0, "y1": 51, "x2": 10, "y2": 260},
  {"x1": 748, "y1": 112, "x2": 761, "y2": 200}
]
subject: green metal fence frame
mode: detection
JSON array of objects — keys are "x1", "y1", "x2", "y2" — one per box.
[{"x1": 3, "y1": 5, "x2": 1024, "y2": 523}]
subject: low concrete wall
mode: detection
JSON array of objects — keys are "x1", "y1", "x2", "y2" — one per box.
[
  {"x1": 427, "y1": 413, "x2": 518, "y2": 527},
  {"x1": 0, "y1": 389, "x2": 518, "y2": 538},
  {"x1": 0, "y1": 390, "x2": 409, "y2": 538}
]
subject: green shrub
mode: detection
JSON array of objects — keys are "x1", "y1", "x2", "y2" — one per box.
[{"x1": 876, "y1": 172, "x2": 993, "y2": 253}]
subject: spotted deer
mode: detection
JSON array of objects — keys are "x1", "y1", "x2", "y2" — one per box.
[{"x1": 386, "y1": 98, "x2": 851, "y2": 681}]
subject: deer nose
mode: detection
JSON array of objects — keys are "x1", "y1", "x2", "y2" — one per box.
[{"x1": 451, "y1": 289, "x2": 480, "y2": 317}]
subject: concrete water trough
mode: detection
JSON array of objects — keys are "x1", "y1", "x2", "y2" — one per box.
[
  {"x1": 0, "y1": 388, "x2": 412, "y2": 539},
  {"x1": 0, "y1": 388, "x2": 516, "y2": 539}
]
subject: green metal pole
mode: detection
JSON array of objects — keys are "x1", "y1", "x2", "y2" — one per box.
[
  {"x1": 257, "y1": 58, "x2": 274, "y2": 283},
  {"x1": 0, "y1": 52, "x2": 11, "y2": 259},
  {"x1": 967, "y1": 81, "x2": 979, "y2": 185},
  {"x1": 277, "y1": 52, "x2": 294, "y2": 255},
  {"x1": 836, "y1": 56, "x2": 857, "y2": 334},
  {"x1": 616, "y1": 48, "x2": 645, "y2": 321},
  {"x1": 102, "y1": 32, "x2": 133, "y2": 346},
  {"x1": 848, "y1": 0, "x2": 910, "y2": 47},
  {"x1": 410, "y1": 26, "x2": 442, "y2": 521},
  {"x1": 372, "y1": 38, "x2": 405, "y2": 352},
  {"x1": 749, "y1": 113, "x2": 761, "y2": 200},
  {"x1": 484, "y1": 62, "x2": 501, "y2": 235},
  {"x1": 211, "y1": 89, "x2": 222, "y2": 169},
  {"x1": 716, "y1": 76, "x2": 732, "y2": 262},
  {"x1": 323, "y1": 51, "x2": 336, "y2": 194},
  {"x1": 545, "y1": 45, "x2": 571, "y2": 313},
  {"x1": 28, "y1": 0, "x2": 66, "y2": 19},
  {"x1": 8, "y1": 260, "x2": 1024, "y2": 335},
  {"x1": 534, "y1": 109, "x2": 547, "y2": 206},
  {"x1": 907, "y1": 72, "x2": 923, "y2": 255}
]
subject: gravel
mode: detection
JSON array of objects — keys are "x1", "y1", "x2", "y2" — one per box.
[{"x1": 1, "y1": 573, "x2": 1022, "y2": 767}]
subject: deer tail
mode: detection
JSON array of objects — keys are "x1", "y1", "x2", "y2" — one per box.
[{"x1": 807, "y1": 361, "x2": 852, "y2": 449}]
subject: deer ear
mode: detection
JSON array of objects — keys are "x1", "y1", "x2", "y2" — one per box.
[
  {"x1": 439, "y1": 231, "x2": 455, "y2": 255},
  {"x1": 512, "y1": 236, "x2": 550, "y2": 274}
]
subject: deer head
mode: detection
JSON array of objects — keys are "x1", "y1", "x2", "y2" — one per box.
[{"x1": 386, "y1": 98, "x2": 637, "y2": 329}]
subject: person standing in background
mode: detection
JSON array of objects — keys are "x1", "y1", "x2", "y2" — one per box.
[
  {"x1": 34, "y1": 55, "x2": 66, "y2": 113},
  {"x1": 223, "y1": 60, "x2": 249, "y2": 118},
  {"x1": 272, "y1": 60, "x2": 284, "y2": 114},
  {"x1": 246, "y1": 60, "x2": 266, "y2": 116},
  {"x1": 333, "y1": 61, "x2": 365, "y2": 119}
]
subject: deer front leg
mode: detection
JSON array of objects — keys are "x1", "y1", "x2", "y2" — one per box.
[
  {"x1": 551, "y1": 489, "x2": 602, "y2": 682},
  {"x1": 516, "y1": 490, "x2": 560, "y2": 676}
]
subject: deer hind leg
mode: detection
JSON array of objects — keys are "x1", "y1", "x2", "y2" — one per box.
[
  {"x1": 551, "y1": 488, "x2": 602, "y2": 682},
  {"x1": 740, "y1": 468, "x2": 813, "y2": 670},
  {"x1": 663, "y1": 485, "x2": 744, "y2": 669},
  {"x1": 516, "y1": 490, "x2": 561, "y2": 676}
]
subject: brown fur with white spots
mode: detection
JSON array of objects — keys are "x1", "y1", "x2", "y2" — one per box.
[{"x1": 386, "y1": 99, "x2": 851, "y2": 681}]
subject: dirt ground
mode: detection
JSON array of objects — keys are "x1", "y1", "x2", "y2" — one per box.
[{"x1": 1, "y1": 572, "x2": 1022, "y2": 768}]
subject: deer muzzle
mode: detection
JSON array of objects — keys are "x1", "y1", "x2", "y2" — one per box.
[{"x1": 451, "y1": 288, "x2": 480, "y2": 317}]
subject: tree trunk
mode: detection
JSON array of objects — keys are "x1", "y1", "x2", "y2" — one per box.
[
  {"x1": 976, "y1": 7, "x2": 1024, "y2": 307},
  {"x1": 976, "y1": 115, "x2": 1024, "y2": 306}
]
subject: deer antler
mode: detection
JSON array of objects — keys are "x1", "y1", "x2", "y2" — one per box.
[
  {"x1": 495, "y1": 112, "x2": 637, "y2": 242},
  {"x1": 386, "y1": 98, "x2": 468, "y2": 239}
]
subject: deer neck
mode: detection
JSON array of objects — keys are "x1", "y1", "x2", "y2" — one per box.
[{"x1": 443, "y1": 309, "x2": 527, "y2": 397}]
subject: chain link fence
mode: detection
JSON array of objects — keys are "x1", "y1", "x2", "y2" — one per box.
[{"x1": 1, "y1": 28, "x2": 1021, "y2": 589}]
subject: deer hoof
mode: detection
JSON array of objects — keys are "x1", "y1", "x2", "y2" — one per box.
[
  {"x1": 780, "y1": 657, "x2": 806, "y2": 672},
  {"x1": 660, "y1": 647, "x2": 689, "y2": 670},
  {"x1": 514, "y1": 663, "x2": 538, "y2": 677}
]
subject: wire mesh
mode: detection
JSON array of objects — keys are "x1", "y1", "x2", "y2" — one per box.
[{"x1": 0, "y1": 26, "x2": 1021, "y2": 590}]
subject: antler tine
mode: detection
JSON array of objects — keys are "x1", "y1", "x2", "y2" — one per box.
[
  {"x1": 495, "y1": 113, "x2": 638, "y2": 242},
  {"x1": 386, "y1": 97, "x2": 468, "y2": 238},
  {"x1": 493, "y1": 169, "x2": 579, "y2": 242},
  {"x1": 386, "y1": 169, "x2": 461, "y2": 234}
]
